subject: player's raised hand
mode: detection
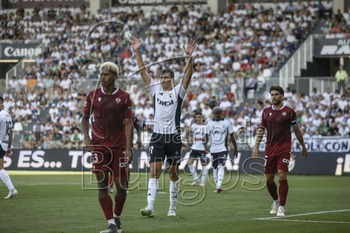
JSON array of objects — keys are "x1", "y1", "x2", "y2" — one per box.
[
  {"x1": 129, "y1": 36, "x2": 142, "y2": 51},
  {"x1": 183, "y1": 39, "x2": 197, "y2": 56}
]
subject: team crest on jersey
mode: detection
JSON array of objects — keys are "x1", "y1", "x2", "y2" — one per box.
[
  {"x1": 269, "y1": 113, "x2": 272, "y2": 116},
  {"x1": 169, "y1": 93, "x2": 173, "y2": 98},
  {"x1": 98, "y1": 97, "x2": 102, "y2": 102},
  {"x1": 115, "y1": 98, "x2": 121, "y2": 104},
  {"x1": 282, "y1": 112, "x2": 287, "y2": 117}
]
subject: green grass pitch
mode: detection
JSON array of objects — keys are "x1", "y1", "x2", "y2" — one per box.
[{"x1": 1, "y1": 171, "x2": 349, "y2": 233}]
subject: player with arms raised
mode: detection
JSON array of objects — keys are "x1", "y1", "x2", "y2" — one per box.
[
  {"x1": 81, "y1": 62, "x2": 133, "y2": 233},
  {"x1": 252, "y1": 85, "x2": 307, "y2": 217},
  {"x1": 129, "y1": 36, "x2": 196, "y2": 217}
]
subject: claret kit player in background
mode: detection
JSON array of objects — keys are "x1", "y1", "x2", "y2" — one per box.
[
  {"x1": 252, "y1": 85, "x2": 307, "y2": 217},
  {"x1": 82, "y1": 62, "x2": 133, "y2": 233}
]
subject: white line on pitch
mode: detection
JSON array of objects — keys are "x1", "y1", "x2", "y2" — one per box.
[
  {"x1": 267, "y1": 219, "x2": 350, "y2": 224},
  {"x1": 15, "y1": 182, "x2": 83, "y2": 185},
  {"x1": 254, "y1": 209, "x2": 350, "y2": 220}
]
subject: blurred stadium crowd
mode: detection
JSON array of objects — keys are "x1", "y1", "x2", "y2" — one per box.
[{"x1": 0, "y1": 0, "x2": 349, "y2": 150}]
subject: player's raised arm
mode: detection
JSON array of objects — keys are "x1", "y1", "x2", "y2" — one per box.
[
  {"x1": 181, "y1": 39, "x2": 197, "y2": 90},
  {"x1": 129, "y1": 36, "x2": 152, "y2": 86}
]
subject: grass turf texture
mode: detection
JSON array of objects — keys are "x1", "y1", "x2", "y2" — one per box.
[{"x1": 1, "y1": 171, "x2": 349, "y2": 233}]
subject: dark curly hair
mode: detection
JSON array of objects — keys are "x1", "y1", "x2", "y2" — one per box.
[{"x1": 269, "y1": 85, "x2": 284, "y2": 95}]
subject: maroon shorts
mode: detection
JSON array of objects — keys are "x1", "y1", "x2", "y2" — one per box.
[
  {"x1": 264, "y1": 152, "x2": 291, "y2": 174},
  {"x1": 91, "y1": 146, "x2": 128, "y2": 178}
]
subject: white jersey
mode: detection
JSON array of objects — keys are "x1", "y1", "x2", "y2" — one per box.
[
  {"x1": 190, "y1": 123, "x2": 207, "y2": 151},
  {"x1": 149, "y1": 80, "x2": 186, "y2": 134},
  {"x1": 206, "y1": 119, "x2": 234, "y2": 153},
  {"x1": 0, "y1": 110, "x2": 13, "y2": 151}
]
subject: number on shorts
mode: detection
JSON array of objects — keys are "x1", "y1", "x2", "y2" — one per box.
[{"x1": 149, "y1": 146, "x2": 154, "y2": 155}]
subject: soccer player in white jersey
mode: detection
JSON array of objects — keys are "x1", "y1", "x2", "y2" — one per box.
[
  {"x1": 187, "y1": 111, "x2": 209, "y2": 186},
  {"x1": 129, "y1": 36, "x2": 196, "y2": 217},
  {"x1": 0, "y1": 96, "x2": 18, "y2": 199},
  {"x1": 205, "y1": 107, "x2": 238, "y2": 193}
]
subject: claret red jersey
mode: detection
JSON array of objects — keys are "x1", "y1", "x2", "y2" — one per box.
[
  {"x1": 83, "y1": 87, "x2": 133, "y2": 148},
  {"x1": 259, "y1": 104, "x2": 297, "y2": 157}
]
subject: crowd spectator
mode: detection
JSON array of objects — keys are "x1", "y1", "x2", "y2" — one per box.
[{"x1": 0, "y1": 1, "x2": 349, "y2": 150}]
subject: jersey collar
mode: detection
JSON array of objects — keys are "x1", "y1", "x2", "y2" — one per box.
[
  {"x1": 101, "y1": 86, "x2": 119, "y2": 95},
  {"x1": 272, "y1": 104, "x2": 285, "y2": 111}
]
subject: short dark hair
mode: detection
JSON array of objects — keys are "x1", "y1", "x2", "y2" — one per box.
[
  {"x1": 161, "y1": 68, "x2": 174, "y2": 79},
  {"x1": 0, "y1": 96, "x2": 3, "y2": 102},
  {"x1": 194, "y1": 111, "x2": 202, "y2": 116},
  {"x1": 269, "y1": 85, "x2": 284, "y2": 95},
  {"x1": 212, "y1": 107, "x2": 222, "y2": 114}
]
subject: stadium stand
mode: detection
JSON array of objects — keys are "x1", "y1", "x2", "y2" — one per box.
[{"x1": 0, "y1": 1, "x2": 349, "y2": 149}]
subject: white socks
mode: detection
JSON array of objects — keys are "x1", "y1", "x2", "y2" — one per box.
[
  {"x1": 217, "y1": 165, "x2": 225, "y2": 189},
  {"x1": 0, "y1": 169, "x2": 15, "y2": 191},
  {"x1": 213, "y1": 168, "x2": 218, "y2": 186},
  {"x1": 169, "y1": 180, "x2": 180, "y2": 210},
  {"x1": 201, "y1": 167, "x2": 208, "y2": 186},
  {"x1": 146, "y1": 179, "x2": 180, "y2": 211},
  {"x1": 188, "y1": 164, "x2": 199, "y2": 181},
  {"x1": 146, "y1": 178, "x2": 158, "y2": 210},
  {"x1": 107, "y1": 219, "x2": 116, "y2": 225}
]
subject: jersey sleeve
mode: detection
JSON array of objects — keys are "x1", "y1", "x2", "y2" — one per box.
[
  {"x1": 124, "y1": 94, "x2": 133, "y2": 119},
  {"x1": 259, "y1": 108, "x2": 266, "y2": 128},
  {"x1": 205, "y1": 122, "x2": 210, "y2": 135},
  {"x1": 175, "y1": 83, "x2": 187, "y2": 99},
  {"x1": 290, "y1": 109, "x2": 297, "y2": 126},
  {"x1": 83, "y1": 92, "x2": 92, "y2": 118},
  {"x1": 227, "y1": 120, "x2": 234, "y2": 134}
]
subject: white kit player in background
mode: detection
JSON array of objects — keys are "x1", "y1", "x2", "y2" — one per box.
[
  {"x1": 187, "y1": 111, "x2": 209, "y2": 187},
  {"x1": 205, "y1": 107, "x2": 238, "y2": 193},
  {"x1": 0, "y1": 96, "x2": 18, "y2": 199},
  {"x1": 129, "y1": 35, "x2": 196, "y2": 217}
]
